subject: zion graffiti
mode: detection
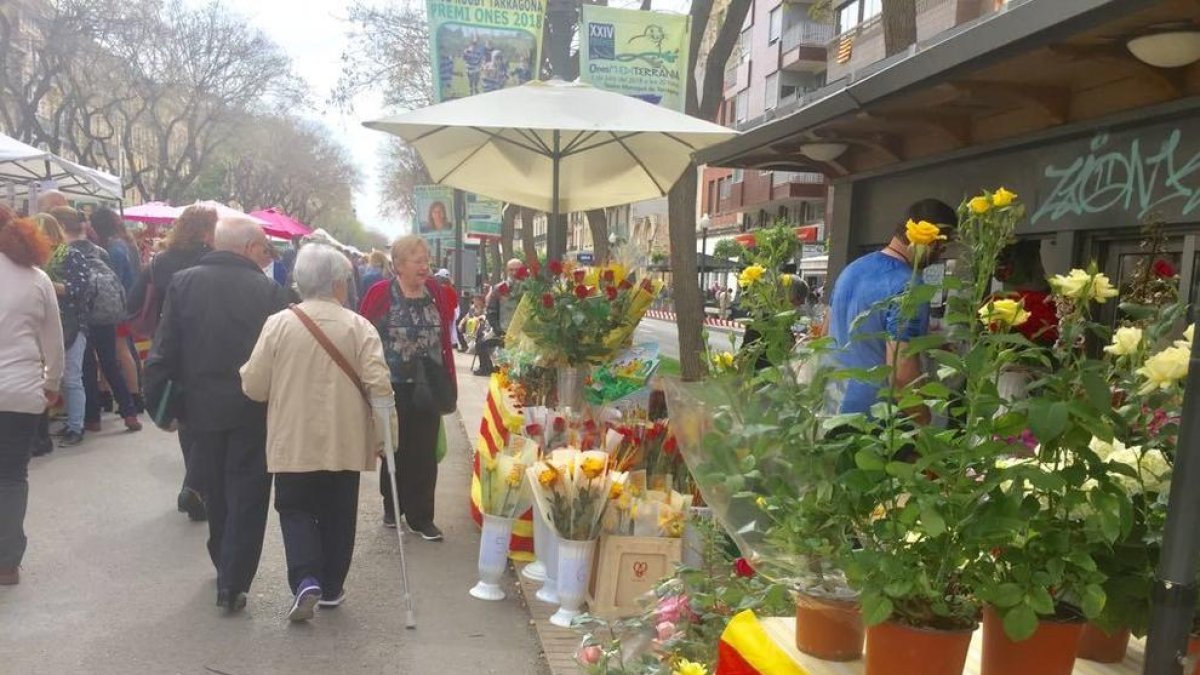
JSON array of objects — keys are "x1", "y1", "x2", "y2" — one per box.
[{"x1": 1033, "y1": 129, "x2": 1200, "y2": 223}]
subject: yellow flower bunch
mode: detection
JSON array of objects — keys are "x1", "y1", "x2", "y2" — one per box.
[
  {"x1": 673, "y1": 659, "x2": 708, "y2": 675},
  {"x1": 738, "y1": 264, "x2": 766, "y2": 288},
  {"x1": 967, "y1": 187, "x2": 1018, "y2": 214},
  {"x1": 905, "y1": 219, "x2": 946, "y2": 247},
  {"x1": 977, "y1": 298, "x2": 1030, "y2": 329},
  {"x1": 710, "y1": 351, "x2": 735, "y2": 371}
]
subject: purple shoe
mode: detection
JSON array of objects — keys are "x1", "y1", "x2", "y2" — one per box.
[{"x1": 288, "y1": 577, "x2": 322, "y2": 622}]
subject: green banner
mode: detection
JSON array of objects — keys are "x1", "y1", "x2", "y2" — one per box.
[
  {"x1": 414, "y1": 185, "x2": 457, "y2": 242},
  {"x1": 580, "y1": 6, "x2": 691, "y2": 112},
  {"x1": 465, "y1": 193, "x2": 503, "y2": 239},
  {"x1": 426, "y1": 0, "x2": 545, "y2": 102}
]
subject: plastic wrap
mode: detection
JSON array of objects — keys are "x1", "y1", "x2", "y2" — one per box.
[
  {"x1": 478, "y1": 433, "x2": 539, "y2": 518},
  {"x1": 527, "y1": 448, "x2": 613, "y2": 541}
]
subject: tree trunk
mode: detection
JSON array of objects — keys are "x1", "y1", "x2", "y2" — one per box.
[
  {"x1": 501, "y1": 203, "x2": 518, "y2": 264},
  {"x1": 585, "y1": 209, "x2": 610, "y2": 263},
  {"x1": 487, "y1": 239, "x2": 503, "y2": 283},
  {"x1": 667, "y1": 165, "x2": 707, "y2": 380},
  {"x1": 518, "y1": 206, "x2": 539, "y2": 262},
  {"x1": 882, "y1": 0, "x2": 917, "y2": 57}
]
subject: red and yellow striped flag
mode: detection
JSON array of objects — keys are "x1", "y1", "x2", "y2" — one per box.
[
  {"x1": 717, "y1": 611, "x2": 810, "y2": 675},
  {"x1": 468, "y1": 374, "x2": 535, "y2": 559}
]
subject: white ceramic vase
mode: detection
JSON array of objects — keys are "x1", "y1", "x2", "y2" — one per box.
[
  {"x1": 533, "y1": 502, "x2": 559, "y2": 604},
  {"x1": 549, "y1": 537, "x2": 597, "y2": 628},
  {"x1": 469, "y1": 513, "x2": 515, "y2": 601}
]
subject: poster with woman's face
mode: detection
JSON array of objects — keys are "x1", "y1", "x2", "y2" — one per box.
[{"x1": 414, "y1": 185, "x2": 457, "y2": 240}]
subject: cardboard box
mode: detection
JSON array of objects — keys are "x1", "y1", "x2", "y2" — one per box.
[{"x1": 587, "y1": 535, "x2": 682, "y2": 619}]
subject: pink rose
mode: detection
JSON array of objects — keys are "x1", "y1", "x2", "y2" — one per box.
[
  {"x1": 577, "y1": 645, "x2": 602, "y2": 665},
  {"x1": 656, "y1": 621, "x2": 678, "y2": 641},
  {"x1": 655, "y1": 594, "x2": 694, "y2": 624}
]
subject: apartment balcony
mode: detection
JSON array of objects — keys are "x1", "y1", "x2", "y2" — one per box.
[
  {"x1": 771, "y1": 171, "x2": 826, "y2": 201},
  {"x1": 781, "y1": 21, "x2": 834, "y2": 73},
  {"x1": 723, "y1": 61, "x2": 750, "y2": 96}
]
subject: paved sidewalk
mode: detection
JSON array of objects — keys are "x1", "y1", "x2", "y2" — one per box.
[{"x1": 1, "y1": 383, "x2": 545, "y2": 674}]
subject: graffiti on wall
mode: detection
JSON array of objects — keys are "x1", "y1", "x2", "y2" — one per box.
[{"x1": 1033, "y1": 129, "x2": 1200, "y2": 223}]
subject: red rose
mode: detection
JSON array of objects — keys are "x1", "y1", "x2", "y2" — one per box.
[
  {"x1": 646, "y1": 423, "x2": 664, "y2": 441},
  {"x1": 515, "y1": 265, "x2": 530, "y2": 281},
  {"x1": 1153, "y1": 259, "x2": 1177, "y2": 279},
  {"x1": 663, "y1": 435, "x2": 678, "y2": 455},
  {"x1": 553, "y1": 416, "x2": 566, "y2": 432},
  {"x1": 548, "y1": 259, "x2": 564, "y2": 276},
  {"x1": 602, "y1": 269, "x2": 615, "y2": 284},
  {"x1": 525, "y1": 423, "x2": 544, "y2": 438},
  {"x1": 640, "y1": 278, "x2": 654, "y2": 293},
  {"x1": 618, "y1": 279, "x2": 633, "y2": 291},
  {"x1": 573, "y1": 269, "x2": 587, "y2": 284},
  {"x1": 541, "y1": 293, "x2": 554, "y2": 308},
  {"x1": 529, "y1": 259, "x2": 541, "y2": 277},
  {"x1": 605, "y1": 286, "x2": 618, "y2": 301},
  {"x1": 574, "y1": 285, "x2": 590, "y2": 299},
  {"x1": 583, "y1": 419, "x2": 597, "y2": 432},
  {"x1": 498, "y1": 282, "x2": 510, "y2": 296},
  {"x1": 734, "y1": 558, "x2": 756, "y2": 578}
]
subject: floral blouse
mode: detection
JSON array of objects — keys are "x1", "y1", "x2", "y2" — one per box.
[{"x1": 381, "y1": 280, "x2": 444, "y2": 384}]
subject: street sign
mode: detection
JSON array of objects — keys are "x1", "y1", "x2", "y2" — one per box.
[{"x1": 577, "y1": 251, "x2": 595, "y2": 265}]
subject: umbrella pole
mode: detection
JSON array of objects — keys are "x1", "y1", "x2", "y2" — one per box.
[
  {"x1": 551, "y1": 130, "x2": 561, "y2": 261},
  {"x1": 1145, "y1": 320, "x2": 1200, "y2": 674}
]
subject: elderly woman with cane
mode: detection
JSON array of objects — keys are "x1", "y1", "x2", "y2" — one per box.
[
  {"x1": 240, "y1": 243, "x2": 394, "y2": 621},
  {"x1": 360, "y1": 234, "x2": 457, "y2": 542}
]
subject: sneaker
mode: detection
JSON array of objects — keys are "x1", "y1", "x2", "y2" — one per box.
[
  {"x1": 50, "y1": 423, "x2": 70, "y2": 437},
  {"x1": 318, "y1": 590, "x2": 346, "y2": 608},
  {"x1": 31, "y1": 436, "x2": 54, "y2": 457},
  {"x1": 58, "y1": 431, "x2": 84, "y2": 447},
  {"x1": 124, "y1": 416, "x2": 143, "y2": 432},
  {"x1": 0, "y1": 567, "x2": 18, "y2": 586},
  {"x1": 288, "y1": 578, "x2": 322, "y2": 622},
  {"x1": 216, "y1": 589, "x2": 247, "y2": 613},
  {"x1": 177, "y1": 488, "x2": 207, "y2": 522},
  {"x1": 410, "y1": 522, "x2": 444, "y2": 542},
  {"x1": 382, "y1": 512, "x2": 397, "y2": 529}
]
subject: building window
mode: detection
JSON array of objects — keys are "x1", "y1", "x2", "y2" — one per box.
[
  {"x1": 739, "y1": 27, "x2": 752, "y2": 63},
  {"x1": 719, "y1": 178, "x2": 731, "y2": 199},
  {"x1": 837, "y1": 0, "x2": 882, "y2": 34},
  {"x1": 769, "y1": 6, "x2": 782, "y2": 43},
  {"x1": 735, "y1": 90, "x2": 749, "y2": 123},
  {"x1": 733, "y1": 169, "x2": 744, "y2": 184},
  {"x1": 764, "y1": 72, "x2": 779, "y2": 110}
]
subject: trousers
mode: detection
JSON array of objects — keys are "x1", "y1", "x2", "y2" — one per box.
[
  {"x1": 0, "y1": 412, "x2": 39, "y2": 568},
  {"x1": 379, "y1": 385, "x2": 440, "y2": 528},
  {"x1": 62, "y1": 334, "x2": 86, "y2": 433},
  {"x1": 275, "y1": 471, "x2": 360, "y2": 595},
  {"x1": 82, "y1": 323, "x2": 137, "y2": 422},
  {"x1": 192, "y1": 424, "x2": 271, "y2": 594},
  {"x1": 177, "y1": 421, "x2": 202, "y2": 493}
]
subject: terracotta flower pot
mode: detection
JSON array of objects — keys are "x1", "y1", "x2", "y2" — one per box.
[
  {"x1": 1188, "y1": 635, "x2": 1200, "y2": 675},
  {"x1": 865, "y1": 621, "x2": 974, "y2": 675},
  {"x1": 794, "y1": 593, "x2": 864, "y2": 661},
  {"x1": 981, "y1": 606, "x2": 1084, "y2": 675},
  {"x1": 1077, "y1": 623, "x2": 1131, "y2": 663}
]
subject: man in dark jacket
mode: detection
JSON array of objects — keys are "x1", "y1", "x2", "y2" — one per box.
[{"x1": 145, "y1": 217, "x2": 291, "y2": 613}]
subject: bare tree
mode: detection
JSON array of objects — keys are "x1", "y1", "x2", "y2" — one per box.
[
  {"x1": 586, "y1": 209, "x2": 610, "y2": 263},
  {"x1": 666, "y1": 0, "x2": 752, "y2": 380},
  {"x1": 379, "y1": 139, "x2": 432, "y2": 218},
  {"x1": 882, "y1": 0, "x2": 918, "y2": 57},
  {"x1": 501, "y1": 203, "x2": 518, "y2": 265},
  {"x1": 518, "y1": 206, "x2": 539, "y2": 262}
]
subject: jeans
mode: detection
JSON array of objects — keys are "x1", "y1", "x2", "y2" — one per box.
[
  {"x1": 83, "y1": 324, "x2": 137, "y2": 422},
  {"x1": 193, "y1": 424, "x2": 271, "y2": 594},
  {"x1": 0, "y1": 412, "x2": 39, "y2": 568},
  {"x1": 379, "y1": 385, "x2": 440, "y2": 528},
  {"x1": 62, "y1": 334, "x2": 87, "y2": 434},
  {"x1": 275, "y1": 471, "x2": 360, "y2": 595}
]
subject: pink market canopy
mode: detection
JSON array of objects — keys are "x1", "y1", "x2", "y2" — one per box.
[
  {"x1": 249, "y1": 208, "x2": 312, "y2": 239},
  {"x1": 122, "y1": 201, "x2": 181, "y2": 225}
]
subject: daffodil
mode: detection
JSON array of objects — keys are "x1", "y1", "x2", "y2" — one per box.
[
  {"x1": 738, "y1": 264, "x2": 766, "y2": 287},
  {"x1": 992, "y1": 187, "x2": 1017, "y2": 207},
  {"x1": 1104, "y1": 326, "x2": 1143, "y2": 356},
  {"x1": 1137, "y1": 345, "x2": 1190, "y2": 395},
  {"x1": 968, "y1": 195, "x2": 991, "y2": 214},
  {"x1": 673, "y1": 659, "x2": 708, "y2": 675},
  {"x1": 905, "y1": 219, "x2": 946, "y2": 247},
  {"x1": 978, "y1": 298, "x2": 1030, "y2": 328}
]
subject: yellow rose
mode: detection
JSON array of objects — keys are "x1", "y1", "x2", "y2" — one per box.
[
  {"x1": 992, "y1": 187, "x2": 1017, "y2": 207},
  {"x1": 780, "y1": 273, "x2": 793, "y2": 288},
  {"x1": 581, "y1": 456, "x2": 607, "y2": 480},
  {"x1": 537, "y1": 467, "x2": 559, "y2": 487},
  {"x1": 738, "y1": 264, "x2": 766, "y2": 287},
  {"x1": 1104, "y1": 326, "x2": 1143, "y2": 357},
  {"x1": 1176, "y1": 324, "x2": 1194, "y2": 350},
  {"x1": 978, "y1": 298, "x2": 1030, "y2": 329},
  {"x1": 506, "y1": 464, "x2": 524, "y2": 487},
  {"x1": 905, "y1": 219, "x2": 946, "y2": 247},
  {"x1": 673, "y1": 660, "x2": 708, "y2": 675},
  {"x1": 755, "y1": 496, "x2": 768, "y2": 509},
  {"x1": 1137, "y1": 345, "x2": 1190, "y2": 395},
  {"x1": 711, "y1": 351, "x2": 734, "y2": 370},
  {"x1": 1089, "y1": 272, "x2": 1119, "y2": 303},
  {"x1": 1049, "y1": 269, "x2": 1091, "y2": 300},
  {"x1": 969, "y1": 195, "x2": 992, "y2": 214}
]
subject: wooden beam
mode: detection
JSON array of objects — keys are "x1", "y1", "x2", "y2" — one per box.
[
  {"x1": 860, "y1": 110, "x2": 973, "y2": 148},
  {"x1": 1048, "y1": 43, "x2": 1184, "y2": 98},
  {"x1": 949, "y1": 80, "x2": 1072, "y2": 125}
]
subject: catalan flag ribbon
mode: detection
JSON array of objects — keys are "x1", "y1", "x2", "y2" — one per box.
[
  {"x1": 717, "y1": 611, "x2": 810, "y2": 675},
  {"x1": 468, "y1": 374, "x2": 535, "y2": 559}
]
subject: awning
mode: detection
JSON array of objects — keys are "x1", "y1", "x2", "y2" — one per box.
[{"x1": 0, "y1": 133, "x2": 122, "y2": 200}]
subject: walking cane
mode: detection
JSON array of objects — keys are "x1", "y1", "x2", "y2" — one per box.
[{"x1": 373, "y1": 398, "x2": 416, "y2": 629}]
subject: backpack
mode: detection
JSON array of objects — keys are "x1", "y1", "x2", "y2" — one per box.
[{"x1": 80, "y1": 248, "x2": 127, "y2": 325}]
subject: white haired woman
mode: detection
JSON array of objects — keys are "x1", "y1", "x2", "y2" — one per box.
[{"x1": 240, "y1": 243, "x2": 394, "y2": 622}]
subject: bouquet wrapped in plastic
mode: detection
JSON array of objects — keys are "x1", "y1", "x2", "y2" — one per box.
[
  {"x1": 478, "y1": 433, "x2": 540, "y2": 518},
  {"x1": 527, "y1": 448, "x2": 614, "y2": 541}
]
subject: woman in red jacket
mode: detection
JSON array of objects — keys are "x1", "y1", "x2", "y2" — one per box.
[{"x1": 359, "y1": 235, "x2": 457, "y2": 541}]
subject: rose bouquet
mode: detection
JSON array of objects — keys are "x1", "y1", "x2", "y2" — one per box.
[
  {"x1": 479, "y1": 433, "x2": 540, "y2": 518},
  {"x1": 528, "y1": 448, "x2": 615, "y2": 541}
]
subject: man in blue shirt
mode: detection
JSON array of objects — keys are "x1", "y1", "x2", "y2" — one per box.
[{"x1": 828, "y1": 199, "x2": 957, "y2": 421}]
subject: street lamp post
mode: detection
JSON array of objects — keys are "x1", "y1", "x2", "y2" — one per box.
[{"x1": 699, "y1": 213, "x2": 711, "y2": 303}]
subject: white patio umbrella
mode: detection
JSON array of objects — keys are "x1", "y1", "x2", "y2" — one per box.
[
  {"x1": 0, "y1": 132, "x2": 122, "y2": 200},
  {"x1": 362, "y1": 79, "x2": 736, "y2": 251}
]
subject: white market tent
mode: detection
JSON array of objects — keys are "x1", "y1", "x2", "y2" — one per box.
[{"x1": 0, "y1": 132, "x2": 122, "y2": 202}]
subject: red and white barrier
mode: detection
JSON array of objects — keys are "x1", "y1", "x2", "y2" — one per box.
[{"x1": 645, "y1": 309, "x2": 745, "y2": 332}]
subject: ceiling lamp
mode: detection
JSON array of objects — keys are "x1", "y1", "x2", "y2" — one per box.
[
  {"x1": 799, "y1": 142, "x2": 848, "y2": 162},
  {"x1": 1127, "y1": 30, "x2": 1200, "y2": 68}
]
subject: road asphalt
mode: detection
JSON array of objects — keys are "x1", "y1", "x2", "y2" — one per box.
[{"x1": 0, "y1": 360, "x2": 549, "y2": 675}]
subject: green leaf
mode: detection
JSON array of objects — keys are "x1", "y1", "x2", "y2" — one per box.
[
  {"x1": 1027, "y1": 587, "x2": 1055, "y2": 616},
  {"x1": 885, "y1": 461, "x2": 916, "y2": 479},
  {"x1": 1082, "y1": 584, "x2": 1107, "y2": 619},
  {"x1": 921, "y1": 506, "x2": 946, "y2": 537},
  {"x1": 1081, "y1": 369, "x2": 1113, "y2": 413},
  {"x1": 855, "y1": 449, "x2": 886, "y2": 471},
  {"x1": 1029, "y1": 401, "x2": 1069, "y2": 442},
  {"x1": 990, "y1": 583, "x2": 1024, "y2": 608},
  {"x1": 861, "y1": 593, "x2": 894, "y2": 626},
  {"x1": 1002, "y1": 603, "x2": 1039, "y2": 642}
]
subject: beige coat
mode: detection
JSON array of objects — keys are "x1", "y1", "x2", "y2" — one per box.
[{"x1": 240, "y1": 299, "x2": 394, "y2": 473}]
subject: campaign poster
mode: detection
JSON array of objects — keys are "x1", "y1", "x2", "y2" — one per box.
[
  {"x1": 414, "y1": 185, "x2": 457, "y2": 241},
  {"x1": 426, "y1": 0, "x2": 545, "y2": 103},
  {"x1": 580, "y1": 6, "x2": 691, "y2": 111},
  {"x1": 465, "y1": 193, "x2": 503, "y2": 239}
]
